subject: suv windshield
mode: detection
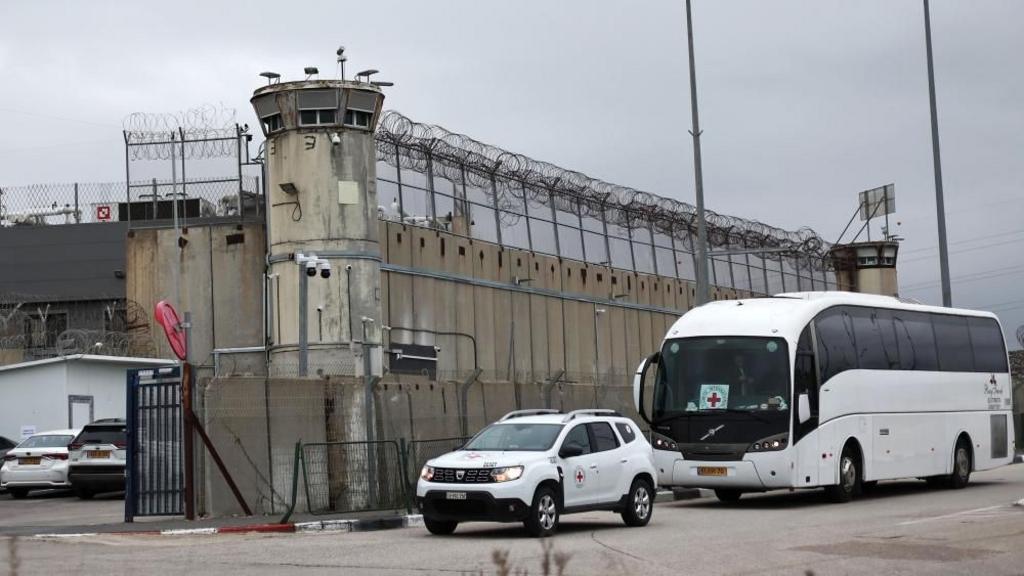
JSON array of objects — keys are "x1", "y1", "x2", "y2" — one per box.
[
  {"x1": 18, "y1": 435, "x2": 75, "y2": 449},
  {"x1": 654, "y1": 336, "x2": 791, "y2": 419},
  {"x1": 74, "y1": 425, "x2": 126, "y2": 446},
  {"x1": 464, "y1": 423, "x2": 563, "y2": 452}
]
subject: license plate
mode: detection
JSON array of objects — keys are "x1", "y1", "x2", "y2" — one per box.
[
  {"x1": 87, "y1": 450, "x2": 111, "y2": 459},
  {"x1": 445, "y1": 492, "x2": 467, "y2": 500},
  {"x1": 698, "y1": 466, "x2": 728, "y2": 477},
  {"x1": 19, "y1": 457, "x2": 41, "y2": 465}
]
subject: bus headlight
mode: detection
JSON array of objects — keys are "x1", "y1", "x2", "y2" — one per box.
[
  {"x1": 491, "y1": 466, "x2": 524, "y2": 483},
  {"x1": 652, "y1": 432, "x2": 678, "y2": 451},
  {"x1": 749, "y1": 434, "x2": 788, "y2": 452}
]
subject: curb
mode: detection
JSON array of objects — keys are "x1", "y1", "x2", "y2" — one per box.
[{"x1": 31, "y1": 515, "x2": 425, "y2": 539}]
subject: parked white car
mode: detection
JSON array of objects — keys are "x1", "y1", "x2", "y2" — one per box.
[
  {"x1": 416, "y1": 409, "x2": 657, "y2": 537},
  {"x1": 68, "y1": 419, "x2": 128, "y2": 499},
  {"x1": 0, "y1": 429, "x2": 80, "y2": 498}
]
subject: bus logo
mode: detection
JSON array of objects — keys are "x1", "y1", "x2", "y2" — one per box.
[{"x1": 701, "y1": 425, "x2": 725, "y2": 441}]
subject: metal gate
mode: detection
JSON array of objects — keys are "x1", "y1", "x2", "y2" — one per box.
[{"x1": 125, "y1": 366, "x2": 184, "y2": 521}]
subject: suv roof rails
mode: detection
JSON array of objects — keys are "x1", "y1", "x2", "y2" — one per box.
[
  {"x1": 561, "y1": 409, "x2": 620, "y2": 423},
  {"x1": 89, "y1": 418, "x2": 126, "y2": 424},
  {"x1": 499, "y1": 409, "x2": 561, "y2": 421}
]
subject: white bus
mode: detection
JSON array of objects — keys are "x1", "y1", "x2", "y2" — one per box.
[{"x1": 633, "y1": 291, "x2": 1015, "y2": 503}]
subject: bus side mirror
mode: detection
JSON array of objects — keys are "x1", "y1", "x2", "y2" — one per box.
[
  {"x1": 634, "y1": 351, "x2": 660, "y2": 425},
  {"x1": 797, "y1": 393, "x2": 811, "y2": 424}
]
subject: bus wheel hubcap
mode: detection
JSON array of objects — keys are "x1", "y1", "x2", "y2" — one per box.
[
  {"x1": 956, "y1": 448, "x2": 969, "y2": 478},
  {"x1": 841, "y1": 457, "x2": 856, "y2": 491}
]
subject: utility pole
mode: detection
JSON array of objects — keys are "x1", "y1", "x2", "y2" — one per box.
[
  {"x1": 923, "y1": 0, "x2": 952, "y2": 307},
  {"x1": 685, "y1": 0, "x2": 711, "y2": 306}
]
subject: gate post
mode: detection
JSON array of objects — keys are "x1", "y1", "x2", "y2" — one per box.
[
  {"x1": 124, "y1": 369, "x2": 138, "y2": 523},
  {"x1": 182, "y1": 362, "x2": 196, "y2": 520}
]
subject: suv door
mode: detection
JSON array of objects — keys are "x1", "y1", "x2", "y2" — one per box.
[
  {"x1": 558, "y1": 424, "x2": 601, "y2": 507},
  {"x1": 587, "y1": 422, "x2": 624, "y2": 503}
]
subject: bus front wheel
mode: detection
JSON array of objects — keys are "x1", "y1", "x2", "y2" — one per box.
[{"x1": 825, "y1": 444, "x2": 861, "y2": 503}]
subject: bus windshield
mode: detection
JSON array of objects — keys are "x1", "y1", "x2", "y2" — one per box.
[{"x1": 654, "y1": 336, "x2": 791, "y2": 419}]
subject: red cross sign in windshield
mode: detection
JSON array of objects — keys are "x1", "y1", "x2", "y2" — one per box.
[{"x1": 707, "y1": 392, "x2": 722, "y2": 407}]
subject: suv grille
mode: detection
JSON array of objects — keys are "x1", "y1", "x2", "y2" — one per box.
[{"x1": 431, "y1": 467, "x2": 494, "y2": 483}]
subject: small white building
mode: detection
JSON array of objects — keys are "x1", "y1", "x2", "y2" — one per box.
[{"x1": 0, "y1": 354, "x2": 174, "y2": 441}]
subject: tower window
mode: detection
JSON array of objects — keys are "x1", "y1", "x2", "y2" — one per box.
[
  {"x1": 343, "y1": 110, "x2": 372, "y2": 129},
  {"x1": 299, "y1": 109, "x2": 337, "y2": 126},
  {"x1": 262, "y1": 113, "x2": 283, "y2": 133}
]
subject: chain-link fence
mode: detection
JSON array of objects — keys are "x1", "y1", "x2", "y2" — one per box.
[
  {"x1": 301, "y1": 440, "x2": 409, "y2": 515},
  {"x1": 0, "y1": 177, "x2": 262, "y2": 227}
]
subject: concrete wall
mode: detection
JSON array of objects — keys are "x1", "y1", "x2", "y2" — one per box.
[{"x1": 125, "y1": 222, "x2": 265, "y2": 366}]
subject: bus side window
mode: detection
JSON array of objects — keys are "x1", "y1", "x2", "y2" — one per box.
[
  {"x1": 815, "y1": 306, "x2": 858, "y2": 382},
  {"x1": 794, "y1": 325, "x2": 818, "y2": 441},
  {"x1": 968, "y1": 317, "x2": 1009, "y2": 373}
]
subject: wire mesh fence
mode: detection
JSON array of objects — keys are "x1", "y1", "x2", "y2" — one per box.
[
  {"x1": 404, "y1": 436, "x2": 470, "y2": 487},
  {"x1": 301, "y1": 440, "x2": 409, "y2": 514}
]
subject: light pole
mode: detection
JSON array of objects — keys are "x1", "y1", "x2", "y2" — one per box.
[
  {"x1": 923, "y1": 0, "x2": 952, "y2": 307},
  {"x1": 294, "y1": 252, "x2": 331, "y2": 376},
  {"x1": 685, "y1": 0, "x2": 711, "y2": 306}
]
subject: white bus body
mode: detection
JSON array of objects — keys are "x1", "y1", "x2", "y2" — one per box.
[{"x1": 633, "y1": 292, "x2": 1015, "y2": 502}]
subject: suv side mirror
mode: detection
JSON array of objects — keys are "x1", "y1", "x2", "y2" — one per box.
[
  {"x1": 797, "y1": 393, "x2": 811, "y2": 424},
  {"x1": 559, "y1": 444, "x2": 584, "y2": 459}
]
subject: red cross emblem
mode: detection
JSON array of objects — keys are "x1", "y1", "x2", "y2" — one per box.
[
  {"x1": 707, "y1": 392, "x2": 722, "y2": 407},
  {"x1": 96, "y1": 205, "x2": 111, "y2": 221},
  {"x1": 574, "y1": 467, "x2": 585, "y2": 485}
]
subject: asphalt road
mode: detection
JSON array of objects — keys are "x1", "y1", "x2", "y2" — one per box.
[{"x1": 4, "y1": 465, "x2": 1024, "y2": 576}]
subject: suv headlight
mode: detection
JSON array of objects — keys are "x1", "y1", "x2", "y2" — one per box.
[
  {"x1": 420, "y1": 465, "x2": 434, "y2": 481},
  {"x1": 490, "y1": 466, "x2": 524, "y2": 483}
]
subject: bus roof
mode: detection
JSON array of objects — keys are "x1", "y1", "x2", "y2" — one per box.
[{"x1": 665, "y1": 291, "x2": 1000, "y2": 344}]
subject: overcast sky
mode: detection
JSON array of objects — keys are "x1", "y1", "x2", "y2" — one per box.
[{"x1": 1, "y1": 0, "x2": 1022, "y2": 347}]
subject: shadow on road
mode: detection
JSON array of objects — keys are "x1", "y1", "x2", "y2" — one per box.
[{"x1": 675, "y1": 479, "x2": 1004, "y2": 510}]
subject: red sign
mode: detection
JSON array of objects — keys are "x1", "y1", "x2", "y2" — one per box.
[
  {"x1": 154, "y1": 300, "x2": 187, "y2": 361},
  {"x1": 95, "y1": 205, "x2": 112, "y2": 222}
]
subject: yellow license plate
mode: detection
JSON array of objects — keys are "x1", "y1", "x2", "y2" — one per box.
[
  {"x1": 87, "y1": 450, "x2": 111, "y2": 459},
  {"x1": 19, "y1": 457, "x2": 41, "y2": 465},
  {"x1": 697, "y1": 466, "x2": 728, "y2": 477}
]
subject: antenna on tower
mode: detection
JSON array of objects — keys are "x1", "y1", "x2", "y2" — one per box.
[{"x1": 336, "y1": 46, "x2": 347, "y2": 80}]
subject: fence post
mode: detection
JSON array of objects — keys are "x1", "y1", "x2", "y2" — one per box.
[
  {"x1": 278, "y1": 441, "x2": 302, "y2": 525},
  {"x1": 399, "y1": 438, "x2": 413, "y2": 514},
  {"x1": 73, "y1": 183, "x2": 80, "y2": 223}
]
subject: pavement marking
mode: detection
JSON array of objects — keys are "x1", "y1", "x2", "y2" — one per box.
[
  {"x1": 161, "y1": 528, "x2": 219, "y2": 536},
  {"x1": 32, "y1": 533, "x2": 99, "y2": 539},
  {"x1": 897, "y1": 504, "x2": 1006, "y2": 526}
]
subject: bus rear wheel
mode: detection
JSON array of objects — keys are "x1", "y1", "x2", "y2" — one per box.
[
  {"x1": 947, "y1": 437, "x2": 972, "y2": 489},
  {"x1": 714, "y1": 489, "x2": 742, "y2": 503}
]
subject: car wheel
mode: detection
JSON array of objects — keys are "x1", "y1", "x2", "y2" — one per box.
[
  {"x1": 523, "y1": 485, "x2": 559, "y2": 538},
  {"x1": 423, "y1": 516, "x2": 457, "y2": 535},
  {"x1": 946, "y1": 437, "x2": 972, "y2": 489},
  {"x1": 825, "y1": 445, "x2": 861, "y2": 503},
  {"x1": 714, "y1": 489, "x2": 742, "y2": 503},
  {"x1": 621, "y1": 478, "x2": 654, "y2": 527},
  {"x1": 9, "y1": 488, "x2": 29, "y2": 499}
]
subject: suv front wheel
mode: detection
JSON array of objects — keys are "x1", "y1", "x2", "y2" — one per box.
[
  {"x1": 621, "y1": 478, "x2": 653, "y2": 526},
  {"x1": 423, "y1": 516, "x2": 457, "y2": 535},
  {"x1": 523, "y1": 485, "x2": 559, "y2": 537}
]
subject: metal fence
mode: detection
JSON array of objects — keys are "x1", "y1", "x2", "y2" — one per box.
[
  {"x1": 375, "y1": 110, "x2": 837, "y2": 294},
  {"x1": 301, "y1": 440, "x2": 409, "y2": 515}
]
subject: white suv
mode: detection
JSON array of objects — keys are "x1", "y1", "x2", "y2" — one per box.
[{"x1": 416, "y1": 409, "x2": 657, "y2": 537}]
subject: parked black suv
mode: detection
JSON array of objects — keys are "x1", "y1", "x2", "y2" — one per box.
[{"x1": 67, "y1": 419, "x2": 127, "y2": 499}]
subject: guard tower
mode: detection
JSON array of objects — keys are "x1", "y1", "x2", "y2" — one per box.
[
  {"x1": 828, "y1": 241, "x2": 900, "y2": 296},
  {"x1": 251, "y1": 51, "x2": 388, "y2": 377}
]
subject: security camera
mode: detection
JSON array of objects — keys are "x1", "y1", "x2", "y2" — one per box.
[
  {"x1": 433, "y1": 345, "x2": 442, "y2": 353},
  {"x1": 320, "y1": 261, "x2": 332, "y2": 279},
  {"x1": 345, "y1": 264, "x2": 352, "y2": 271},
  {"x1": 330, "y1": 133, "x2": 341, "y2": 145},
  {"x1": 306, "y1": 260, "x2": 318, "y2": 277}
]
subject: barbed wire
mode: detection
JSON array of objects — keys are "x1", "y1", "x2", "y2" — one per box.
[
  {"x1": 376, "y1": 110, "x2": 829, "y2": 269},
  {"x1": 123, "y1": 104, "x2": 241, "y2": 161}
]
